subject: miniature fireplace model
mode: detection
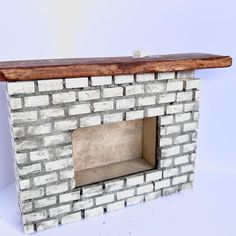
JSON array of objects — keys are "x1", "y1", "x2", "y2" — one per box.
[{"x1": 0, "y1": 53, "x2": 232, "y2": 234}]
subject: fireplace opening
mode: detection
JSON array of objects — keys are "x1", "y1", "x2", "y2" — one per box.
[{"x1": 72, "y1": 117, "x2": 157, "y2": 187}]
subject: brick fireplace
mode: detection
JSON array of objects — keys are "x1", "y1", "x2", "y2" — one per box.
[{"x1": 0, "y1": 53, "x2": 231, "y2": 234}]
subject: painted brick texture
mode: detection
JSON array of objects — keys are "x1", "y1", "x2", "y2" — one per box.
[{"x1": 6, "y1": 71, "x2": 199, "y2": 234}]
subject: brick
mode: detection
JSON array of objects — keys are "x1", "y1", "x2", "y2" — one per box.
[
  {"x1": 16, "y1": 140, "x2": 38, "y2": 151},
  {"x1": 19, "y1": 179, "x2": 31, "y2": 190},
  {"x1": 160, "y1": 159, "x2": 173, "y2": 168},
  {"x1": 183, "y1": 122, "x2": 198, "y2": 132},
  {"x1": 158, "y1": 93, "x2": 175, "y2": 103},
  {"x1": 53, "y1": 92, "x2": 76, "y2": 104},
  {"x1": 34, "y1": 196, "x2": 57, "y2": 208},
  {"x1": 175, "y1": 113, "x2": 191, "y2": 122},
  {"x1": 36, "y1": 219, "x2": 58, "y2": 232},
  {"x1": 55, "y1": 145, "x2": 72, "y2": 157},
  {"x1": 190, "y1": 153, "x2": 197, "y2": 162},
  {"x1": 43, "y1": 134, "x2": 70, "y2": 146},
  {"x1": 181, "y1": 182, "x2": 193, "y2": 190},
  {"x1": 82, "y1": 185, "x2": 103, "y2": 198},
  {"x1": 28, "y1": 124, "x2": 51, "y2": 135},
  {"x1": 7, "y1": 81, "x2": 35, "y2": 95},
  {"x1": 126, "y1": 110, "x2": 144, "y2": 120},
  {"x1": 159, "y1": 115, "x2": 174, "y2": 125},
  {"x1": 162, "y1": 146, "x2": 180, "y2": 157},
  {"x1": 85, "y1": 207, "x2": 103, "y2": 218},
  {"x1": 38, "y1": 79, "x2": 63, "y2": 91},
  {"x1": 117, "y1": 189, "x2": 135, "y2": 200},
  {"x1": 80, "y1": 115, "x2": 101, "y2": 127},
  {"x1": 91, "y1": 76, "x2": 112, "y2": 86},
  {"x1": 96, "y1": 193, "x2": 115, "y2": 205},
  {"x1": 172, "y1": 175, "x2": 188, "y2": 185},
  {"x1": 163, "y1": 168, "x2": 179, "y2": 178},
  {"x1": 46, "y1": 182, "x2": 69, "y2": 195},
  {"x1": 145, "y1": 83, "x2": 165, "y2": 93},
  {"x1": 186, "y1": 79, "x2": 201, "y2": 90},
  {"x1": 163, "y1": 186, "x2": 179, "y2": 195},
  {"x1": 25, "y1": 95, "x2": 49, "y2": 107},
  {"x1": 23, "y1": 224, "x2": 35, "y2": 234},
  {"x1": 181, "y1": 164, "x2": 194, "y2": 173},
  {"x1": 13, "y1": 127, "x2": 25, "y2": 138},
  {"x1": 146, "y1": 171, "x2": 162, "y2": 182},
  {"x1": 126, "y1": 85, "x2": 144, "y2": 95},
  {"x1": 103, "y1": 113, "x2": 123, "y2": 124},
  {"x1": 136, "y1": 73, "x2": 155, "y2": 82},
  {"x1": 158, "y1": 72, "x2": 175, "y2": 80},
  {"x1": 138, "y1": 96, "x2": 155, "y2": 106},
  {"x1": 115, "y1": 75, "x2": 134, "y2": 84},
  {"x1": 54, "y1": 120, "x2": 77, "y2": 131},
  {"x1": 93, "y1": 101, "x2": 114, "y2": 112},
  {"x1": 177, "y1": 71, "x2": 194, "y2": 79},
  {"x1": 166, "y1": 104, "x2": 183, "y2": 114},
  {"x1": 161, "y1": 125, "x2": 181, "y2": 135},
  {"x1": 65, "y1": 77, "x2": 88, "y2": 88},
  {"x1": 184, "y1": 102, "x2": 199, "y2": 112},
  {"x1": 103, "y1": 87, "x2": 123, "y2": 98},
  {"x1": 107, "y1": 200, "x2": 124, "y2": 212},
  {"x1": 74, "y1": 199, "x2": 93, "y2": 211},
  {"x1": 20, "y1": 188, "x2": 44, "y2": 201},
  {"x1": 126, "y1": 195, "x2": 144, "y2": 206},
  {"x1": 61, "y1": 212, "x2": 82, "y2": 224},
  {"x1": 10, "y1": 97, "x2": 22, "y2": 109},
  {"x1": 155, "y1": 179, "x2": 171, "y2": 190},
  {"x1": 116, "y1": 98, "x2": 135, "y2": 109},
  {"x1": 40, "y1": 108, "x2": 65, "y2": 119},
  {"x1": 45, "y1": 158, "x2": 73, "y2": 171},
  {"x1": 30, "y1": 149, "x2": 53, "y2": 161},
  {"x1": 15, "y1": 153, "x2": 28, "y2": 164},
  {"x1": 183, "y1": 143, "x2": 197, "y2": 153},
  {"x1": 160, "y1": 137, "x2": 173, "y2": 146},
  {"x1": 60, "y1": 168, "x2": 74, "y2": 180},
  {"x1": 68, "y1": 104, "x2": 91, "y2": 116},
  {"x1": 195, "y1": 91, "x2": 200, "y2": 101},
  {"x1": 126, "y1": 175, "x2": 144, "y2": 186},
  {"x1": 177, "y1": 91, "x2": 193, "y2": 102},
  {"x1": 12, "y1": 111, "x2": 37, "y2": 123},
  {"x1": 193, "y1": 111, "x2": 199, "y2": 121},
  {"x1": 147, "y1": 107, "x2": 164, "y2": 117},
  {"x1": 21, "y1": 202, "x2": 33, "y2": 213},
  {"x1": 78, "y1": 90, "x2": 100, "y2": 101},
  {"x1": 189, "y1": 173, "x2": 195, "y2": 181},
  {"x1": 18, "y1": 163, "x2": 41, "y2": 176},
  {"x1": 60, "y1": 191, "x2": 81, "y2": 203},
  {"x1": 23, "y1": 211, "x2": 47, "y2": 224},
  {"x1": 33, "y1": 173, "x2": 57, "y2": 186},
  {"x1": 145, "y1": 191, "x2": 161, "y2": 201},
  {"x1": 105, "y1": 180, "x2": 124, "y2": 192},
  {"x1": 166, "y1": 81, "x2": 183, "y2": 91},
  {"x1": 49, "y1": 204, "x2": 70, "y2": 217},
  {"x1": 137, "y1": 184, "x2": 153, "y2": 194},
  {"x1": 174, "y1": 134, "x2": 190, "y2": 144}
]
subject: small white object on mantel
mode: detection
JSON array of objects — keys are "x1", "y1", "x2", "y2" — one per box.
[{"x1": 132, "y1": 50, "x2": 149, "y2": 58}]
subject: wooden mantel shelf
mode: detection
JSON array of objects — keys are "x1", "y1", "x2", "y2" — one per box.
[{"x1": 0, "y1": 53, "x2": 232, "y2": 82}]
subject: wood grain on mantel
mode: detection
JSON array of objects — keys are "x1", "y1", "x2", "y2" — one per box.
[{"x1": 0, "y1": 53, "x2": 232, "y2": 82}]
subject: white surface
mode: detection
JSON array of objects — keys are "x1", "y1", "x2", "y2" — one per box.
[{"x1": 0, "y1": 164, "x2": 235, "y2": 236}]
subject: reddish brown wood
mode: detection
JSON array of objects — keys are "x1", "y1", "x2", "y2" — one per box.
[{"x1": 0, "y1": 53, "x2": 232, "y2": 82}]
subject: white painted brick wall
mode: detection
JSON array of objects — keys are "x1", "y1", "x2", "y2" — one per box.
[
  {"x1": 177, "y1": 71, "x2": 194, "y2": 79},
  {"x1": 16, "y1": 140, "x2": 38, "y2": 151},
  {"x1": 33, "y1": 173, "x2": 57, "y2": 186},
  {"x1": 184, "y1": 102, "x2": 199, "y2": 112},
  {"x1": 12, "y1": 111, "x2": 37, "y2": 123},
  {"x1": 61, "y1": 212, "x2": 82, "y2": 224},
  {"x1": 103, "y1": 113, "x2": 123, "y2": 124},
  {"x1": 19, "y1": 179, "x2": 31, "y2": 190},
  {"x1": 162, "y1": 146, "x2": 180, "y2": 157},
  {"x1": 23, "y1": 211, "x2": 47, "y2": 224},
  {"x1": 82, "y1": 185, "x2": 103, "y2": 198},
  {"x1": 85, "y1": 207, "x2": 104, "y2": 218},
  {"x1": 40, "y1": 108, "x2": 65, "y2": 119},
  {"x1": 36, "y1": 219, "x2": 58, "y2": 232},
  {"x1": 154, "y1": 179, "x2": 171, "y2": 190},
  {"x1": 117, "y1": 189, "x2": 135, "y2": 200},
  {"x1": 65, "y1": 77, "x2": 88, "y2": 88},
  {"x1": 28, "y1": 124, "x2": 51, "y2": 135},
  {"x1": 60, "y1": 191, "x2": 81, "y2": 203},
  {"x1": 126, "y1": 175, "x2": 144, "y2": 186},
  {"x1": 177, "y1": 91, "x2": 193, "y2": 102},
  {"x1": 126, "y1": 110, "x2": 144, "y2": 120},
  {"x1": 145, "y1": 83, "x2": 165, "y2": 93},
  {"x1": 136, "y1": 73, "x2": 155, "y2": 82},
  {"x1": 106, "y1": 200, "x2": 124, "y2": 212},
  {"x1": 161, "y1": 125, "x2": 181, "y2": 135},
  {"x1": 46, "y1": 182, "x2": 69, "y2": 195},
  {"x1": 93, "y1": 101, "x2": 114, "y2": 112},
  {"x1": 174, "y1": 155, "x2": 189, "y2": 165},
  {"x1": 69, "y1": 104, "x2": 91, "y2": 115},
  {"x1": 160, "y1": 159, "x2": 172, "y2": 168},
  {"x1": 183, "y1": 143, "x2": 196, "y2": 153},
  {"x1": 137, "y1": 184, "x2": 153, "y2": 194},
  {"x1": 30, "y1": 149, "x2": 53, "y2": 161},
  {"x1": 53, "y1": 92, "x2": 76, "y2": 104},
  {"x1": 174, "y1": 134, "x2": 190, "y2": 144},
  {"x1": 160, "y1": 137, "x2": 173, "y2": 146},
  {"x1": 10, "y1": 98, "x2": 22, "y2": 109},
  {"x1": 126, "y1": 195, "x2": 144, "y2": 206},
  {"x1": 38, "y1": 79, "x2": 63, "y2": 91},
  {"x1": 54, "y1": 120, "x2": 77, "y2": 131},
  {"x1": 145, "y1": 191, "x2": 161, "y2": 201},
  {"x1": 20, "y1": 188, "x2": 44, "y2": 201},
  {"x1": 116, "y1": 98, "x2": 135, "y2": 109},
  {"x1": 96, "y1": 194, "x2": 115, "y2": 205},
  {"x1": 105, "y1": 180, "x2": 124, "y2": 192},
  {"x1": 13, "y1": 127, "x2": 25, "y2": 138},
  {"x1": 78, "y1": 90, "x2": 100, "y2": 101},
  {"x1": 80, "y1": 115, "x2": 101, "y2": 127},
  {"x1": 147, "y1": 107, "x2": 164, "y2": 117},
  {"x1": 183, "y1": 122, "x2": 198, "y2": 132},
  {"x1": 138, "y1": 96, "x2": 155, "y2": 106},
  {"x1": 45, "y1": 158, "x2": 72, "y2": 171},
  {"x1": 7, "y1": 81, "x2": 35, "y2": 95},
  {"x1": 158, "y1": 93, "x2": 175, "y2": 103},
  {"x1": 166, "y1": 104, "x2": 183, "y2": 114},
  {"x1": 181, "y1": 164, "x2": 194, "y2": 173},
  {"x1": 18, "y1": 163, "x2": 42, "y2": 176},
  {"x1": 126, "y1": 85, "x2": 144, "y2": 95},
  {"x1": 186, "y1": 79, "x2": 201, "y2": 90},
  {"x1": 158, "y1": 72, "x2": 175, "y2": 80},
  {"x1": 74, "y1": 199, "x2": 93, "y2": 211},
  {"x1": 91, "y1": 76, "x2": 112, "y2": 86},
  {"x1": 163, "y1": 168, "x2": 179, "y2": 178},
  {"x1": 103, "y1": 87, "x2": 123, "y2": 98},
  {"x1": 159, "y1": 115, "x2": 174, "y2": 125},
  {"x1": 146, "y1": 171, "x2": 162, "y2": 182},
  {"x1": 166, "y1": 81, "x2": 183, "y2": 91},
  {"x1": 43, "y1": 134, "x2": 70, "y2": 146},
  {"x1": 115, "y1": 75, "x2": 134, "y2": 84},
  {"x1": 175, "y1": 113, "x2": 191, "y2": 122},
  {"x1": 34, "y1": 196, "x2": 57, "y2": 208},
  {"x1": 49, "y1": 205, "x2": 70, "y2": 217},
  {"x1": 173, "y1": 175, "x2": 188, "y2": 185}
]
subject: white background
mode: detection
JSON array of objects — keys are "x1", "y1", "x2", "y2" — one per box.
[{"x1": 0, "y1": 0, "x2": 235, "y2": 235}]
